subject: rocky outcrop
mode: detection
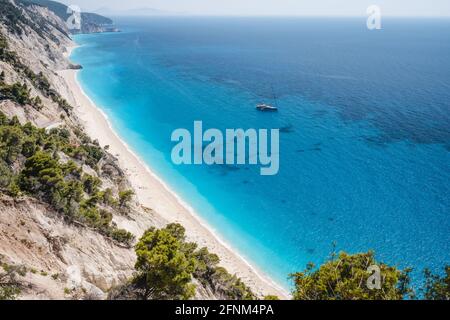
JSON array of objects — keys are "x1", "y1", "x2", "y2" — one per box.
[{"x1": 0, "y1": 195, "x2": 147, "y2": 299}]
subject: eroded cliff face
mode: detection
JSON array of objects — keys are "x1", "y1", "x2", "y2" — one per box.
[
  {"x1": 0, "y1": 1, "x2": 170, "y2": 300},
  {"x1": 1, "y1": 195, "x2": 134, "y2": 299}
]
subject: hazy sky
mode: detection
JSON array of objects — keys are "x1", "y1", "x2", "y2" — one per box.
[{"x1": 60, "y1": 0, "x2": 450, "y2": 17}]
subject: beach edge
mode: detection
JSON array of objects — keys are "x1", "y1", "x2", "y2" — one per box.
[{"x1": 59, "y1": 45, "x2": 290, "y2": 299}]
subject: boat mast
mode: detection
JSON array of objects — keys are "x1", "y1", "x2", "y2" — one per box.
[{"x1": 271, "y1": 85, "x2": 278, "y2": 108}]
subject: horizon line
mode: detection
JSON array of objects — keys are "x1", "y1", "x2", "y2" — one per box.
[{"x1": 101, "y1": 14, "x2": 450, "y2": 18}]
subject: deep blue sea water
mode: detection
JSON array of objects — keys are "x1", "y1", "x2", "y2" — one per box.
[{"x1": 71, "y1": 17, "x2": 450, "y2": 291}]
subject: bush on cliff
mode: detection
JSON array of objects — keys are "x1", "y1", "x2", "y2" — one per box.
[
  {"x1": 0, "y1": 112, "x2": 133, "y2": 246},
  {"x1": 108, "y1": 223, "x2": 255, "y2": 300},
  {"x1": 291, "y1": 250, "x2": 413, "y2": 300},
  {"x1": 422, "y1": 265, "x2": 450, "y2": 300},
  {"x1": 0, "y1": 259, "x2": 26, "y2": 300}
]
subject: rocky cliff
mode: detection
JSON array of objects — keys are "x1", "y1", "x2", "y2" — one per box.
[{"x1": 0, "y1": 0, "x2": 164, "y2": 300}]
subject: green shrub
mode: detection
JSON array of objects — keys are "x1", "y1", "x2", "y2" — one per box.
[
  {"x1": 119, "y1": 190, "x2": 134, "y2": 208},
  {"x1": 82, "y1": 174, "x2": 102, "y2": 195},
  {"x1": 0, "y1": 125, "x2": 24, "y2": 164},
  {"x1": 264, "y1": 295, "x2": 279, "y2": 300},
  {"x1": 163, "y1": 224, "x2": 255, "y2": 300},
  {"x1": 422, "y1": 266, "x2": 450, "y2": 300},
  {"x1": 7, "y1": 180, "x2": 21, "y2": 197},
  {"x1": 0, "y1": 160, "x2": 13, "y2": 189},
  {"x1": 0, "y1": 113, "x2": 133, "y2": 245},
  {"x1": 132, "y1": 226, "x2": 196, "y2": 300},
  {"x1": 101, "y1": 188, "x2": 116, "y2": 206},
  {"x1": 0, "y1": 82, "x2": 32, "y2": 105},
  {"x1": 110, "y1": 228, "x2": 134, "y2": 246},
  {"x1": 114, "y1": 224, "x2": 255, "y2": 300},
  {"x1": 0, "y1": 262, "x2": 24, "y2": 300},
  {"x1": 291, "y1": 251, "x2": 413, "y2": 300}
]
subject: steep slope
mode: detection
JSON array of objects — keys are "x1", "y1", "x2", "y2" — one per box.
[
  {"x1": 0, "y1": 1, "x2": 163, "y2": 299},
  {"x1": 0, "y1": 0, "x2": 184, "y2": 300}
]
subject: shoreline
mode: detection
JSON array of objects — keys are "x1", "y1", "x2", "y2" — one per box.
[{"x1": 59, "y1": 46, "x2": 289, "y2": 299}]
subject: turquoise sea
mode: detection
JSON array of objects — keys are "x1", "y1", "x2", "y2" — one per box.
[{"x1": 71, "y1": 17, "x2": 450, "y2": 291}]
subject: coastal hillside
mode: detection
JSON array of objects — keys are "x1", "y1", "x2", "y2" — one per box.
[{"x1": 0, "y1": 0, "x2": 261, "y2": 300}]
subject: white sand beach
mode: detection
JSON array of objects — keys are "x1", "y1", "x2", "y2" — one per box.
[{"x1": 59, "y1": 59, "x2": 289, "y2": 298}]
